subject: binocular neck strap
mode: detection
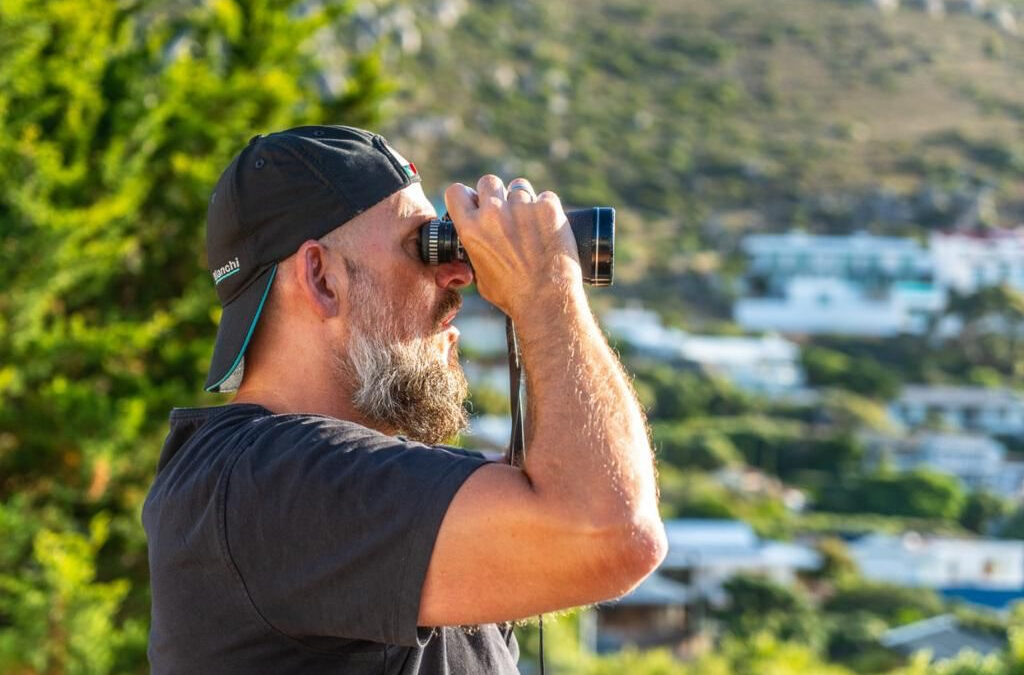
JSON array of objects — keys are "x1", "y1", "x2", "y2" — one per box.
[{"x1": 504, "y1": 316, "x2": 544, "y2": 675}]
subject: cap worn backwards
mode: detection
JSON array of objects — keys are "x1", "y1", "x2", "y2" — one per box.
[{"x1": 203, "y1": 125, "x2": 421, "y2": 393}]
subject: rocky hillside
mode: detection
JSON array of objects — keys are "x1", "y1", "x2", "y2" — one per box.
[{"x1": 365, "y1": 0, "x2": 1024, "y2": 316}]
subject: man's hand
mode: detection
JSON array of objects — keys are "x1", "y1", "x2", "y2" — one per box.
[
  {"x1": 419, "y1": 175, "x2": 667, "y2": 628},
  {"x1": 444, "y1": 175, "x2": 582, "y2": 320}
]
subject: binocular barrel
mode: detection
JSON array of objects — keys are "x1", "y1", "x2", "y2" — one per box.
[{"x1": 419, "y1": 207, "x2": 615, "y2": 287}]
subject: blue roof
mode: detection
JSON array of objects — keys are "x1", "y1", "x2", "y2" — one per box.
[{"x1": 939, "y1": 587, "x2": 1024, "y2": 610}]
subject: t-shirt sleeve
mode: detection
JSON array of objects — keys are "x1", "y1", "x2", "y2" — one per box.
[{"x1": 221, "y1": 416, "x2": 490, "y2": 647}]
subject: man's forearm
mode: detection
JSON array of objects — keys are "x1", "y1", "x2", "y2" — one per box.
[{"x1": 514, "y1": 285, "x2": 660, "y2": 530}]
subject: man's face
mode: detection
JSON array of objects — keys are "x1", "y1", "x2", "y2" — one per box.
[{"x1": 330, "y1": 184, "x2": 473, "y2": 444}]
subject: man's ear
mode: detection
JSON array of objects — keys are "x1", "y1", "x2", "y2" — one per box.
[{"x1": 293, "y1": 240, "x2": 346, "y2": 319}]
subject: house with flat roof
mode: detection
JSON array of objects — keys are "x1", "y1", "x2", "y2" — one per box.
[
  {"x1": 742, "y1": 231, "x2": 933, "y2": 294},
  {"x1": 659, "y1": 519, "x2": 821, "y2": 606},
  {"x1": 735, "y1": 277, "x2": 945, "y2": 336},
  {"x1": 601, "y1": 306, "x2": 805, "y2": 394},
  {"x1": 848, "y1": 532, "x2": 1024, "y2": 608},
  {"x1": 889, "y1": 385, "x2": 1024, "y2": 437},
  {"x1": 931, "y1": 229, "x2": 1024, "y2": 294},
  {"x1": 862, "y1": 431, "x2": 1024, "y2": 498}
]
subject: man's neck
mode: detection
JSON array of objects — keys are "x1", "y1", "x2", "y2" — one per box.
[{"x1": 232, "y1": 382, "x2": 394, "y2": 435}]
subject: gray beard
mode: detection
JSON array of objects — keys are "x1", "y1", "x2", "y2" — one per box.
[{"x1": 335, "y1": 269, "x2": 469, "y2": 445}]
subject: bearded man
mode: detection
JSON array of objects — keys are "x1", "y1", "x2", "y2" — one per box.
[{"x1": 143, "y1": 125, "x2": 666, "y2": 674}]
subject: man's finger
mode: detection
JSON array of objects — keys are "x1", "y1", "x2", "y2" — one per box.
[
  {"x1": 507, "y1": 178, "x2": 536, "y2": 203},
  {"x1": 476, "y1": 174, "x2": 507, "y2": 207},
  {"x1": 444, "y1": 183, "x2": 479, "y2": 223}
]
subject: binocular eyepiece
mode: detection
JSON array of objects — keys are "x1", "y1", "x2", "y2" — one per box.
[{"x1": 419, "y1": 207, "x2": 615, "y2": 286}]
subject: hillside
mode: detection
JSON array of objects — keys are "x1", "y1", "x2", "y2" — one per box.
[{"x1": 375, "y1": 0, "x2": 1024, "y2": 318}]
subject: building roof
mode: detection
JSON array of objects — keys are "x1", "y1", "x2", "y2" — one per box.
[
  {"x1": 662, "y1": 519, "x2": 821, "y2": 571},
  {"x1": 851, "y1": 532, "x2": 1024, "y2": 556},
  {"x1": 744, "y1": 231, "x2": 927, "y2": 254},
  {"x1": 605, "y1": 571, "x2": 692, "y2": 607},
  {"x1": 939, "y1": 587, "x2": 1024, "y2": 610},
  {"x1": 895, "y1": 385, "x2": 1024, "y2": 408},
  {"x1": 881, "y1": 614, "x2": 1005, "y2": 661},
  {"x1": 677, "y1": 334, "x2": 799, "y2": 365},
  {"x1": 601, "y1": 307, "x2": 801, "y2": 367}
]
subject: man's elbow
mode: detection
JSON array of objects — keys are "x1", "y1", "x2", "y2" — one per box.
[
  {"x1": 622, "y1": 516, "x2": 669, "y2": 579},
  {"x1": 594, "y1": 516, "x2": 668, "y2": 599}
]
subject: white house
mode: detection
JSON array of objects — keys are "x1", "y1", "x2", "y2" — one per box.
[
  {"x1": 601, "y1": 306, "x2": 805, "y2": 394},
  {"x1": 849, "y1": 532, "x2": 1024, "y2": 591},
  {"x1": 742, "y1": 231, "x2": 933, "y2": 292},
  {"x1": 735, "y1": 228, "x2": 1024, "y2": 338},
  {"x1": 931, "y1": 229, "x2": 1024, "y2": 295},
  {"x1": 863, "y1": 431, "x2": 1024, "y2": 498},
  {"x1": 659, "y1": 519, "x2": 821, "y2": 606},
  {"x1": 734, "y1": 277, "x2": 946, "y2": 336},
  {"x1": 890, "y1": 385, "x2": 1024, "y2": 436}
]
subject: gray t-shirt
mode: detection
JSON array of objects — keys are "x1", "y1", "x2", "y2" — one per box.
[{"x1": 143, "y1": 403, "x2": 520, "y2": 674}]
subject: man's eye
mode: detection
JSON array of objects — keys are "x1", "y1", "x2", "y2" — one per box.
[{"x1": 405, "y1": 236, "x2": 421, "y2": 259}]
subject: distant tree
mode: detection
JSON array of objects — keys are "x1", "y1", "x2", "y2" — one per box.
[
  {"x1": 801, "y1": 345, "x2": 901, "y2": 400},
  {"x1": 823, "y1": 581, "x2": 944, "y2": 626},
  {"x1": 959, "y1": 491, "x2": 1007, "y2": 535},
  {"x1": 944, "y1": 285, "x2": 1024, "y2": 377},
  {"x1": 824, "y1": 612, "x2": 891, "y2": 664},
  {"x1": 629, "y1": 363, "x2": 751, "y2": 421},
  {"x1": 998, "y1": 505, "x2": 1024, "y2": 540},
  {"x1": 814, "y1": 537, "x2": 859, "y2": 584},
  {"x1": 818, "y1": 469, "x2": 966, "y2": 520},
  {"x1": 716, "y1": 574, "x2": 824, "y2": 650},
  {"x1": 652, "y1": 423, "x2": 742, "y2": 470}
]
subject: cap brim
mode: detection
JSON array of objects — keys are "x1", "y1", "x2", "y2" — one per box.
[{"x1": 204, "y1": 265, "x2": 278, "y2": 393}]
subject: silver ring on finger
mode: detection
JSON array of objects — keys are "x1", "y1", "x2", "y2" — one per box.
[{"x1": 508, "y1": 184, "x2": 535, "y2": 200}]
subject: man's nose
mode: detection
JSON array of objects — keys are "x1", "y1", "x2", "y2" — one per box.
[{"x1": 435, "y1": 260, "x2": 474, "y2": 289}]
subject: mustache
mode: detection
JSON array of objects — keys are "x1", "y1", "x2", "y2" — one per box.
[{"x1": 433, "y1": 290, "x2": 462, "y2": 328}]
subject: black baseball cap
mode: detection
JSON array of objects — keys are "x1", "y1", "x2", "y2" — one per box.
[{"x1": 204, "y1": 125, "x2": 421, "y2": 392}]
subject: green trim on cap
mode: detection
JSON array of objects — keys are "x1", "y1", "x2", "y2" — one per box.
[
  {"x1": 214, "y1": 267, "x2": 241, "y2": 285},
  {"x1": 204, "y1": 264, "x2": 278, "y2": 392}
]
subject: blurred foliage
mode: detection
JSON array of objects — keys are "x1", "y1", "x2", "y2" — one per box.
[
  {"x1": 817, "y1": 469, "x2": 967, "y2": 520},
  {"x1": 802, "y1": 345, "x2": 901, "y2": 400},
  {"x1": 652, "y1": 423, "x2": 743, "y2": 471},
  {"x1": 824, "y1": 581, "x2": 945, "y2": 626},
  {"x1": 960, "y1": 491, "x2": 1009, "y2": 535},
  {"x1": 0, "y1": 0, "x2": 389, "y2": 671},
  {"x1": 716, "y1": 574, "x2": 824, "y2": 650}
]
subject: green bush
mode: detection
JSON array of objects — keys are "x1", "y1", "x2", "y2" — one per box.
[
  {"x1": 0, "y1": 1, "x2": 388, "y2": 671},
  {"x1": 823, "y1": 580, "x2": 945, "y2": 626},
  {"x1": 818, "y1": 469, "x2": 966, "y2": 520},
  {"x1": 802, "y1": 346, "x2": 901, "y2": 400},
  {"x1": 652, "y1": 422, "x2": 742, "y2": 470},
  {"x1": 717, "y1": 574, "x2": 822, "y2": 649}
]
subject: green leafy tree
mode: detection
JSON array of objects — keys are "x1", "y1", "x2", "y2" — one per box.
[
  {"x1": 944, "y1": 286, "x2": 1024, "y2": 378},
  {"x1": 823, "y1": 580, "x2": 944, "y2": 626},
  {"x1": 801, "y1": 345, "x2": 901, "y2": 400},
  {"x1": 652, "y1": 423, "x2": 742, "y2": 470},
  {"x1": 0, "y1": 1, "x2": 389, "y2": 671},
  {"x1": 716, "y1": 574, "x2": 825, "y2": 651},
  {"x1": 960, "y1": 491, "x2": 1008, "y2": 535},
  {"x1": 818, "y1": 469, "x2": 967, "y2": 520}
]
